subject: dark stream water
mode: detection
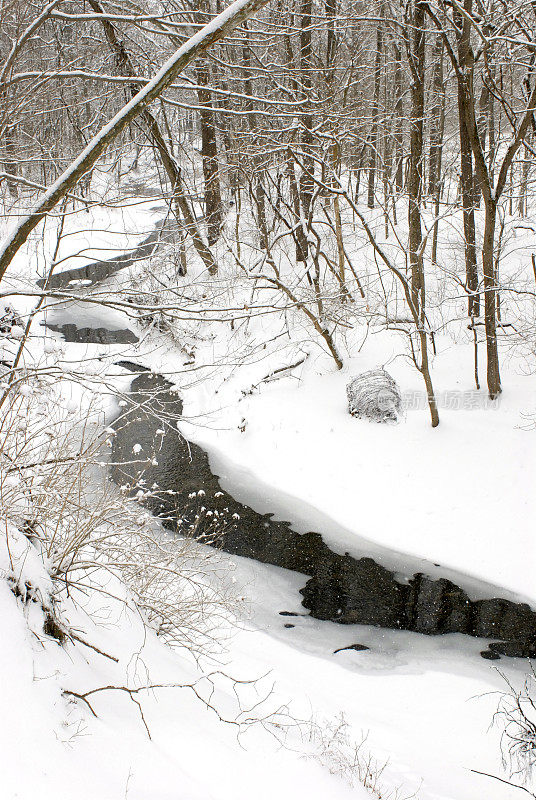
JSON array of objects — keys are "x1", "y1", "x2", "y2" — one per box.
[
  {"x1": 107, "y1": 370, "x2": 536, "y2": 661},
  {"x1": 41, "y1": 223, "x2": 536, "y2": 662},
  {"x1": 37, "y1": 218, "x2": 176, "y2": 290}
]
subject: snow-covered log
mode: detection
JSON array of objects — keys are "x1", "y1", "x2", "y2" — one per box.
[
  {"x1": 346, "y1": 369, "x2": 402, "y2": 423},
  {"x1": 0, "y1": 0, "x2": 270, "y2": 285}
]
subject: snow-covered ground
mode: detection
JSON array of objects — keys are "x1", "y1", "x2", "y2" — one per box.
[
  {"x1": 1, "y1": 177, "x2": 535, "y2": 799},
  {"x1": 0, "y1": 520, "x2": 528, "y2": 800},
  {"x1": 185, "y1": 346, "x2": 536, "y2": 603}
]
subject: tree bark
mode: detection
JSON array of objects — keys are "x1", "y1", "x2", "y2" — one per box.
[
  {"x1": 242, "y1": 22, "x2": 268, "y2": 250},
  {"x1": 458, "y1": 86, "x2": 480, "y2": 316},
  {"x1": 482, "y1": 200, "x2": 500, "y2": 397}
]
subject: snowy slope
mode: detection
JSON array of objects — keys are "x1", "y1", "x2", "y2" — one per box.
[
  {"x1": 177, "y1": 335, "x2": 536, "y2": 604},
  {"x1": 0, "y1": 524, "x2": 369, "y2": 800},
  {"x1": 0, "y1": 518, "x2": 527, "y2": 800}
]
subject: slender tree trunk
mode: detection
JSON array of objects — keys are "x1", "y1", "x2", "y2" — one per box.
[
  {"x1": 428, "y1": 35, "x2": 445, "y2": 264},
  {"x1": 3, "y1": 125, "x2": 19, "y2": 198},
  {"x1": 367, "y1": 14, "x2": 383, "y2": 208},
  {"x1": 427, "y1": 35, "x2": 444, "y2": 198},
  {"x1": 393, "y1": 41, "x2": 404, "y2": 191},
  {"x1": 299, "y1": 0, "x2": 315, "y2": 251},
  {"x1": 407, "y1": 0, "x2": 425, "y2": 316},
  {"x1": 455, "y1": 1, "x2": 480, "y2": 317},
  {"x1": 458, "y1": 90, "x2": 480, "y2": 316},
  {"x1": 196, "y1": 61, "x2": 223, "y2": 246},
  {"x1": 284, "y1": 31, "x2": 309, "y2": 263},
  {"x1": 419, "y1": 328, "x2": 440, "y2": 427},
  {"x1": 242, "y1": 23, "x2": 268, "y2": 249},
  {"x1": 325, "y1": 0, "x2": 336, "y2": 73},
  {"x1": 482, "y1": 201, "x2": 501, "y2": 396},
  {"x1": 431, "y1": 61, "x2": 445, "y2": 264},
  {"x1": 519, "y1": 140, "x2": 531, "y2": 217},
  {"x1": 287, "y1": 154, "x2": 308, "y2": 263},
  {"x1": 431, "y1": 136, "x2": 444, "y2": 265},
  {"x1": 324, "y1": 0, "x2": 347, "y2": 295},
  {"x1": 488, "y1": 72, "x2": 496, "y2": 179}
]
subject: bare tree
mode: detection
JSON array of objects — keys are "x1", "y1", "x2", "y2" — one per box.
[{"x1": 427, "y1": 0, "x2": 536, "y2": 398}]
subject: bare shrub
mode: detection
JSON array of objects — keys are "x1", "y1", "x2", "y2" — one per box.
[
  {"x1": 307, "y1": 713, "x2": 416, "y2": 799},
  {"x1": 0, "y1": 378, "x2": 240, "y2": 658},
  {"x1": 493, "y1": 669, "x2": 536, "y2": 794}
]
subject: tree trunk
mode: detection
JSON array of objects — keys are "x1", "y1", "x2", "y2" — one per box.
[
  {"x1": 287, "y1": 154, "x2": 308, "y2": 263},
  {"x1": 419, "y1": 328, "x2": 440, "y2": 427},
  {"x1": 196, "y1": 62, "x2": 223, "y2": 246},
  {"x1": 393, "y1": 41, "x2": 404, "y2": 191},
  {"x1": 2, "y1": 125, "x2": 19, "y2": 198},
  {"x1": 427, "y1": 35, "x2": 444, "y2": 198},
  {"x1": 298, "y1": 0, "x2": 314, "y2": 256},
  {"x1": 455, "y1": 0, "x2": 480, "y2": 317},
  {"x1": 407, "y1": 0, "x2": 425, "y2": 316},
  {"x1": 457, "y1": 86, "x2": 480, "y2": 316},
  {"x1": 367, "y1": 16, "x2": 383, "y2": 208},
  {"x1": 519, "y1": 140, "x2": 531, "y2": 217},
  {"x1": 482, "y1": 201, "x2": 501, "y2": 397},
  {"x1": 242, "y1": 23, "x2": 268, "y2": 250}
]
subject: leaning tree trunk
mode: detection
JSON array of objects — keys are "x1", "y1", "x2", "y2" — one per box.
[
  {"x1": 87, "y1": 0, "x2": 218, "y2": 275},
  {"x1": 0, "y1": 0, "x2": 271, "y2": 284}
]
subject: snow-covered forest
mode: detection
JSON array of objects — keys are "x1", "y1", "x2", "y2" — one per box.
[{"x1": 1, "y1": 0, "x2": 536, "y2": 797}]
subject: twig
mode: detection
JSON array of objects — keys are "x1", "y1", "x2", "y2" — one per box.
[
  {"x1": 63, "y1": 689, "x2": 99, "y2": 718},
  {"x1": 67, "y1": 632, "x2": 119, "y2": 662},
  {"x1": 470, "y1": 768, "x2": 536, "y2": 796}
]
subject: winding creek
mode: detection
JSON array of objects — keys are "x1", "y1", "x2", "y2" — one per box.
[{"x1": 41, "y1": 221, "x2": 536, "y2": 663}]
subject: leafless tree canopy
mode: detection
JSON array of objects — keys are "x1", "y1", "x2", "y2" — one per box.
[{"x1": 1, "y1": 0, "x2": 536, "y2": 421}]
